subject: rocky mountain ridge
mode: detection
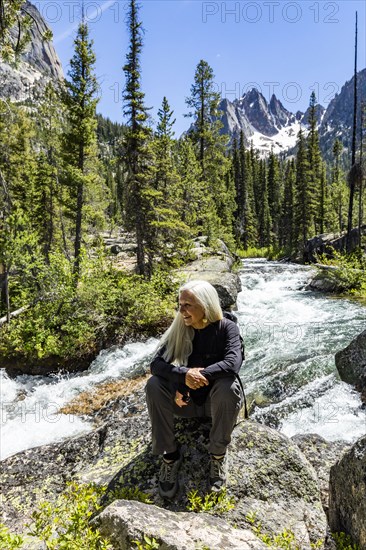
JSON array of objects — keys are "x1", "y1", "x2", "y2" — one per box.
[
  {"x1": 218, "y1": 68, "x2": 365, "y2": 161},
  {"x1": 1, "y1": 2, "x2": 365, "y2": 165}
]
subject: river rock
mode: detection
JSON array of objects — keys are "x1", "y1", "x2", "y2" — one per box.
[
  {"x1": 2, "y1": 352, "x2": 96, "y2": 378},
  {"x1": 92, "y1": 499, "x2": 267, "y2": 550},
  {"x1": 93, "y1": 416, "x2": 327, "y2": 549},
  {"x1": 335, "y1": 329, "x2": 366, "y2": 400},
  {"x1": 1, "y1": 379, "x2": 327, "y2": 550},
  {"x1": 328, "y1": 435, "x2": 366, "y2": 548},
  {"x1": 291, "y1": 434, "x2": 350, "y2": 514},
  {"x1": 176, "y1": 237, "x2": 241, "y2": 310},
  {"x1": 306, "y1": 266, "x2": 343, "y2": 293},
  {"x1": 227, "y1": 422, "x2": 327, "y2": 548}
]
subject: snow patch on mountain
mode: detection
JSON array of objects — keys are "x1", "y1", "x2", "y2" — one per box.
[{"x1": 250, "y1": 120, "x2": 303, "y2": 157}]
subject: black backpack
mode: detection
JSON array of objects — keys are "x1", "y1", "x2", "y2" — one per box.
[{"x1": 223, "y1": 311, "x2": 248, "y2": 419}]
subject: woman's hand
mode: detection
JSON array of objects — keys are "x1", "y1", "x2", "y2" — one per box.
[
  {"x1": 185, "y1": 368, "x2": 209, "y2": 390},
  {"x1": 174, "y1": 390, "x2": 189, "y2": 407}
]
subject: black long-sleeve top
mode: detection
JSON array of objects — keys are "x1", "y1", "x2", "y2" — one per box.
[{"x1": 150, "y1": 318, "x2": 243, "y2": 404}]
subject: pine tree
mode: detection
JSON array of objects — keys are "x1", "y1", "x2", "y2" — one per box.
[
  {"x1": 250, "y1": 144, "x2": 261, "y2": 221},
  {"x1": 318, "y1": 162, "x2": 327, "y2": 235},
  {"x1": 258, "y1": 159, "x2": 271, "y2": 247},
  {"x1": 63, "y1": 18, "x2": 100, "y2": 279},
  {"x1": 281, "y1": 160, "x2": 296, "y2": 250},
  {"x1": 185, "y1": 60, "x2": 221, "y2": 174},
  {"x1": 244, "y1": 148, "x2": 258, "y2": 247},
  {"x1": 185, "y1": 60, "x2": 235, "y2": 245},
  {"x1": 346, "y1": 11, "x2": 359, "y2": 252},
  {"x1": 0, "y1": 0, "x2": 52, "y2": 62},
  {"x1": 96, "y1": 115, "x2": 127, "y2": 228},
  {"x1": 331, "y1": 139, "x2": 347, "y2": 232},
  {"x1": 358, "y1": 101, "x2": 365, "y2": 245},
  {"x1": 295, "y1": 127, "x2": 312, "y2": 249},
  {"x1": 232, "y1": 137, "x2": 241, "y2": 243},
  {"x1": 234, "y1": 132, "x2": 257, "y2": 248},
  {"x1": 32, "y1": 83, "x2": 66, "y2": 261},
  {"x1": 149, "y1": 97, "x2": 189, "y2": 268},
  {"x1": 307, "y1": 92, "x2": 322, "y2": 234},
  {"x1": 267, "y1": 148, "x2": 282, "y2": 243},
  {"x1": 122, "y1": 0, "x2": 154, "y2": 276},
  {"x1": 0, "y1": 102, "x2": 40, "y2": 319}
]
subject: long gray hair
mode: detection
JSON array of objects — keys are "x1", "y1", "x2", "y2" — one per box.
[{"x1": 159, "y1": 280, "x2": 223, "y2": 365}]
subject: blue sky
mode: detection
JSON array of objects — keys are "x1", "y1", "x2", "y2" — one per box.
[{"x1": 36, "y1": 0, "x2": 366, "y2": 135}]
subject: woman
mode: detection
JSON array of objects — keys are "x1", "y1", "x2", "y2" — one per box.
[{"x1": 145, "y1": 280, "x2": 244, "y2": 499}]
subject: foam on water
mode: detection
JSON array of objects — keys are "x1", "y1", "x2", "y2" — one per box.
[
  {"x1": 238, "y1": 260, "x2": 366, "y2": 443},
  {"x1": 0, "y1": 338, "x2": 158, "y2": 460},
  {"x1": 2, "y1": 260, "x2": 365, "y2": 457},
  {"x1": 281, "y1": 382, "x2": 366, "y2": 442}
]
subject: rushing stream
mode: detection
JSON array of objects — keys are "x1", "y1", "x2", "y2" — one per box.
[
  {"x1": 1, "y1": 260, "x2": 365, "y2": 461},
  {"x1": 238, "y1": 259, "x2": 366, "y2": 441}
]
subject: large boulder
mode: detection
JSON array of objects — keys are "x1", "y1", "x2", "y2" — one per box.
[
  {"x1": 335, "y1": 329, "x2": 366, "y2": 400},
  {"x1": 92, "y1": 499, "x2": 267, "y2": 550},
  {"x1": 1, "y1": 382, "x2": 327, "y2": 549},
  {"x1": 0, "y1": 429, "x2": 105, "y2": 531},
  {"x1": 303, "y1": 228, "x2": 366, "y2": 264},
  {"x1": 176, "y1": 237, "x2": 241, "y2": 310},
  {"x1": 291, "y1": 434, "x2": 350, "y2": 515},
  {"x1": 96, "y1": 417, "x2": 327, "y2": 549},
  {"x1": 328, "y1": 435, "x2": 366, "y2": 548},
  {"x1": 227, "y1": 422, "x2": 327, "y2": 548}
]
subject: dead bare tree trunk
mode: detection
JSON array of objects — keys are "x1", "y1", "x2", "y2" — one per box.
[
  {"x1": 358, "y1": 101, "x2": 365, "y2": 248},
  {"x1": 346, "y1": 11, "x2": 358, "y2": 253}
]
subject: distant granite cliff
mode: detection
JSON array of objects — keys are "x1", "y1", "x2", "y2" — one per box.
[{"x1": 0, "y1": 1, "x2": 63, "y2": 101}]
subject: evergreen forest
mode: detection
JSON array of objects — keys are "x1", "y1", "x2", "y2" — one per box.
[{"x1": 0, "y1": 0, "x2": 365, "y2": 370}]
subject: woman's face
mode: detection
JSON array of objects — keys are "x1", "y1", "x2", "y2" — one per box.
[{"x1": 179, "y1": 290, "x2": 206, "y2": 329}]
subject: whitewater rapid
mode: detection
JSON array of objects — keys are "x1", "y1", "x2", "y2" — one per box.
[
  {"x1": 0, "y1": 340, "x2": 158, "y2": 460},
  {"x1": 237, "y1": 259, "x2": 366, "y2": 442},
  {"x1": 1, "y1": 260, "x2": 365, "y2": 460}
]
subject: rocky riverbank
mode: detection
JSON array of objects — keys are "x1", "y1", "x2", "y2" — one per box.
[
  {"x1": 1, "y1": 374, "x2": 364, "y2": 549},
  {"x1": 2, "y1": 254, "x2": 366, "y2": 548}
]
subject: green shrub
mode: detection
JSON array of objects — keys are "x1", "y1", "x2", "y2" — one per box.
[
  {"x1": 333, "y1": 532, "x2": 360, "y2": 550},
  {"x1": 105, "y1": 485, "x2": 153, "y2": 506},
  {"x1": 316, "y1": 249, "x2": 366, "y2": 295},
  {"x1": 0, "y1": 252, "x2": 178, "y2": 363},
  {"x1": 186, "y1": 489, "x2": 235, "y2": 514},
  {"x1": 28, "y1": 481, "x2": 113, "y2": 549},
  {"x1": 0, "y1": 524, "x2": 23, "y2": 550},
  {"x1": 236, "y1": 245, "x2": 291, "y2": 260},
  {"x1": 245, "y1": 511, "x2": 323, "y2": 549},
  {"x1": 132, "y1": 535, "x2": 160, "y2": 549},
  {"x1": 236, "y1": 246, "x2": 269, "y2": 258}
]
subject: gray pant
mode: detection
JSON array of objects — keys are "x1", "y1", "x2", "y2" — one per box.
[{"x1": 145, "y1": 376, "x2": 243, "y2": 456}]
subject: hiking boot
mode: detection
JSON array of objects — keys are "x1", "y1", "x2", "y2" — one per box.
[
  {"x1": 158, "y1": 454, "x2": 183, "y2": 499},
  {"x1": 209, "y1": 455, "x2": 227, "y2": 493}
]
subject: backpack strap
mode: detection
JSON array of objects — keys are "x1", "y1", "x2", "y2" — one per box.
[{"x1": 222, "y1": 312, "x2": 248, "y2": 419}]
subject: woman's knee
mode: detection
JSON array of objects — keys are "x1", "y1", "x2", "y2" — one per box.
[
  {"x1": 145, "y1": 375, "x2": 169, "y2": 401},
  {"x1": 210, "y1": 377, "x2": 242, "y2": 406}
]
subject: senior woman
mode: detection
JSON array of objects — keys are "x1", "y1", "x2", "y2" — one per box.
[{"x1": 145, "y1": 280, "x2": 244, "y2": 499}]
